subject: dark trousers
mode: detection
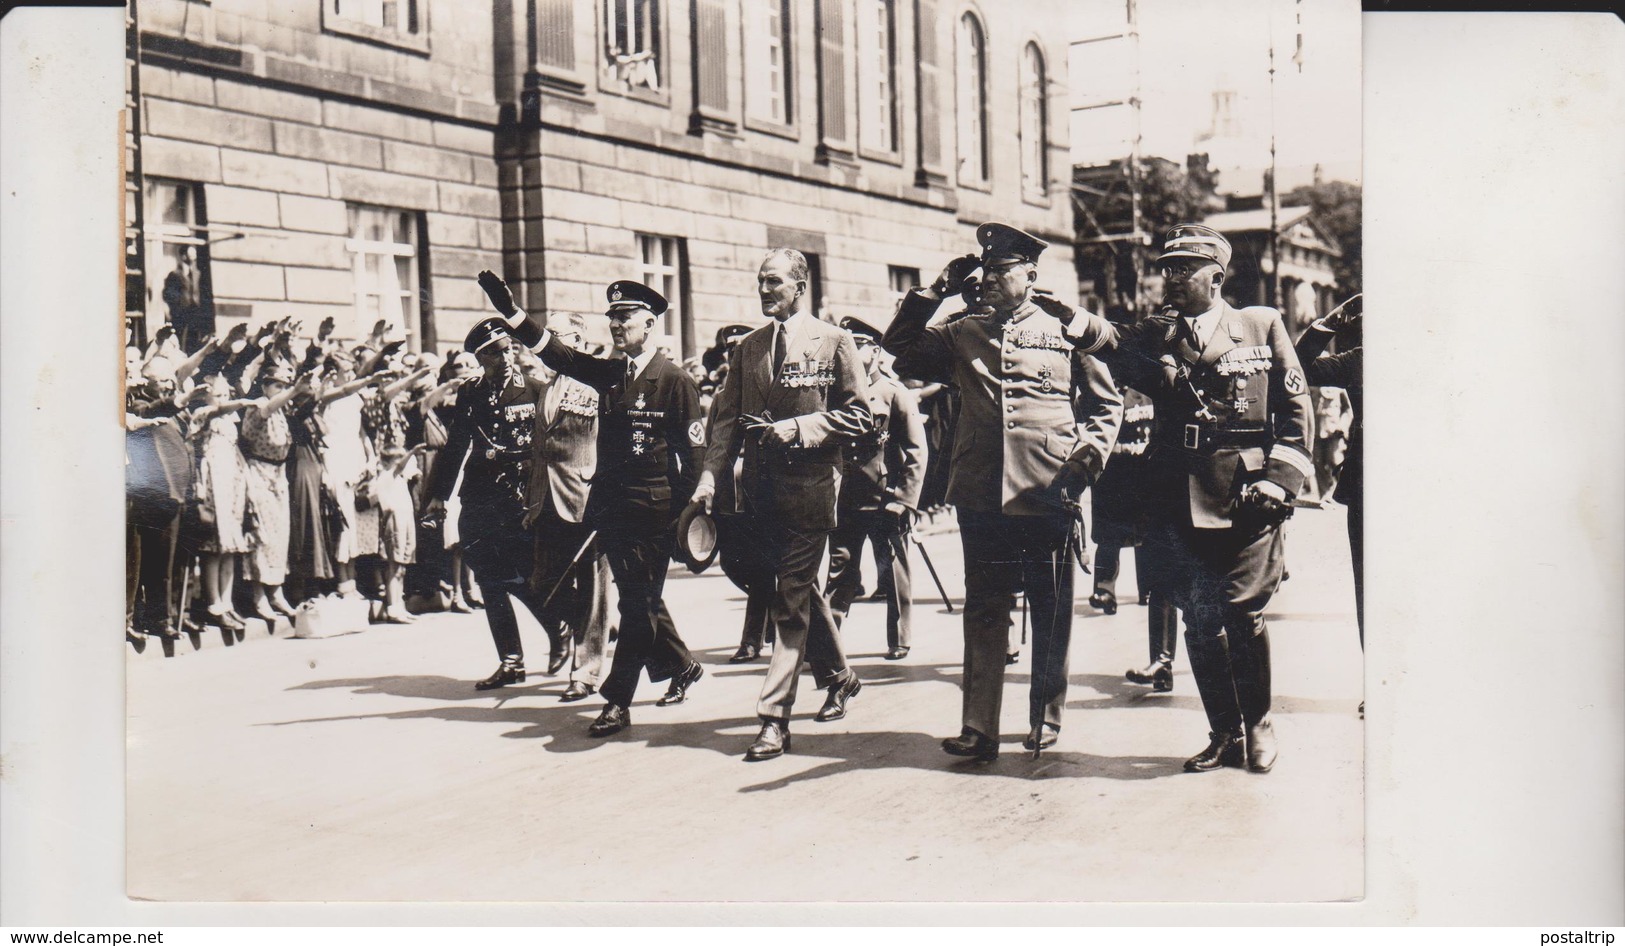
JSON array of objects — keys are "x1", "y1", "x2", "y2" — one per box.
[
  {"x1": 827, "y1": 507, "x2": 912, "y2": 650},
  {"x1": 599, "y1": 521, "x2": 692, "y2": 708},
  {"x1": 1092, "y1": 542, "x2": 1150, "y2": 600},
  {"x1": 128, "y1": 503, "x2": 181, "y2": 635},
  {"x1": 717, "y1": 513, "x2": 775, "y2": 649},
  {"x1": 1145, "y1": 516, "x2": 1283, "y2": 736},
  {"x1": 478, "y1": 577, "x2": 547, "y2": 664},
  {"x1": 756, "y1": 522, "x2": 850, "y2": 721},
  {"x1": 529, "y1": 504, "x2": 597, "y2": 643},
  {"x1": 957, "y1": 509, "x2": 1075, "y2": 737}
]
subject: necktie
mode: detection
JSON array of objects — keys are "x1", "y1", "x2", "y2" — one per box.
[
  {"x1": 625, "y1": 359, "x2": 636, "y2": 388},
  {"x1": 772, "y1": 323, "x2": 787, "y2": 378}
]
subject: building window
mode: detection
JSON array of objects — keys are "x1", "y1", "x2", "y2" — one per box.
[
  {"x1": 888, "y1": 264, "x2": 920, "y2": 299},
  {"x1": 347, "y1": 205, "x2": 424, "y2": 350},
  {"x1": 1019, "y1": 42, "x2": 1049, "y2": 197},
  {"x1": 857, "y1": 0, "x2": 898, "y2": 154},
  {"x1": 956, "y1": 12, "x2": 989, "y2": 184},
  {"x1": 638, "y1": 233, "x2": 691, "y2": 357},
  {"x1": 605, "y1": 0, "x2": 661, "y2": 92},
  {"x1": 323, "y1": 0, "x2": 427, "y2": 51},
  {"x1": 744, "y1": 0, "x2": 793, "y2": 125},
  {"x1": 142, "y1": 179, "x2": 211, "y2": 346}
]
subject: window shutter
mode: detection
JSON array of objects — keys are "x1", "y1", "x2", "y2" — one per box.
[
  {"x1": 534, "y1": 0, "x2": 576, "y2": 72},
  {"x1": 817, "y1": 0, "x2": 851, "y2": 157},
  {"x1": 694, "y1": 0, "x2": 730, "y2": 113},
  {"x1": 914, "y1": 0, "x2": 943, "y2": 177}
]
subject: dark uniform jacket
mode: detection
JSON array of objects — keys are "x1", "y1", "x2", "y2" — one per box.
[
  {"x1": 1295, "y1": 325, "x2": 1362, "y2": 507},
  {"x1": 1122, "y1": 301, "x2": 1316, "y2": 528},
  {"x1": 524, "y1": 368, "x2": 600, "y2": 524},
  {"x1": 839, "y1": 371, "x2": 927, "y2": 513},
  {"x1": 884, "y1": 291, "x2": 1123, "y2": 517},
  {"x1": 703, "y1": 315, "x2": 873, "y2": 532},
  {"x1": 538, "y1": 337, "x2": 704, "y2": 529},
  {"x1": 426, "y1": 370, "x2": 544, "y2": 510}
]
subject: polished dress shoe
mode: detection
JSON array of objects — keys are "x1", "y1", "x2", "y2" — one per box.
[
  {"x1": 814, "y1": 673, "x2": 862, "y2": 722},
  {"x1": 474, "y1": 661, "x2": 526, "y2": 691},
  {"x1": 1183, "y1": 732, "x2": 1246, "y2": 772},
  {"x1": 1088, "y1": 590, "x2": 1118, "y2": 614},
  {"x1": 1138, "y1": 592, "x2": 1151, "y2": 606},
  {"x1": 884, "y1": 646, "x2": 910, "y2": 661},
  {"x1": 728, "y1": 644, "x2": 761, "y2": 664},
  {"x1": 545, "y1": 638, "x2": 573, "y2": 676},
  {"x1": 941, "y1": 728, "x2": 998, "y2": 764},
  {"x1": 1125, "y1": 660, "x2": 1174, "y2": 692},
  {"x1": 1005, "y1": 650, "x2": 1019, "y2": 666},
  {"x1": 744, "y1": 719, "x2": 790, "y2": 761},
  {"x1": 587, "y1": 703, "x2": 631, "y2": 737},
  {"x1": 560, "y1": 681, "x2": 596, "y2": 703},
  {"x1": 656, "y1": 662, "x2": 704, "y2": 706},
  {"x1": 1022, "y1": 724, "x2": 1059, "y2": 753},
  {"x1": 1246, "y1": 718, "x2": 1278, "y2": 773}
]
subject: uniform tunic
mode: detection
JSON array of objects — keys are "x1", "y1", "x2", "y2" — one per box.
[{"x1": 884, "y1": 290, "x2": 1124, "y2": 738}]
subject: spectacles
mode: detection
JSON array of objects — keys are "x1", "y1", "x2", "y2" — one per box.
[
  {"x1": 853, "y1": 337, "x2": 877, "y2": 348},
  {"x1": 1159, "y1": 262, "x2": 1208, "y2": 281}
]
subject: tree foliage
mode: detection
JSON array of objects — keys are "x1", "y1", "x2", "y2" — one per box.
[{"x1": 1284, "y1": 180, "x2": 1362, "y2": 296}]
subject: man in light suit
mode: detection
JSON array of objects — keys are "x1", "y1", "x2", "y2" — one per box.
[
  {"x1": 521, "y1": 312, "x2": 613, "y2": 703},
  {"x1": 690, "y1": 248, "x2": 874, "y2": 761},
  {"x1": 883, "y1": 223, "x2": 1123, "y2": 763}
]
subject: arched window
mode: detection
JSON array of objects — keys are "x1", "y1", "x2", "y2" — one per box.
[
  {"x1": 1019, "y1": 42, "x2": 1048, "y2": 197},
  {"x1": 956, "y1": 11, "x2": 989, "y2": 183}
]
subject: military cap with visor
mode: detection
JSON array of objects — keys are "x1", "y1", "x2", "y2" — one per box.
[
  {"x1": 1156, "y1": 224, "x2": 1232, "y2": 271},
  {"x1": 976, "y1": 222, "x2": 1049, "y2": 266}
]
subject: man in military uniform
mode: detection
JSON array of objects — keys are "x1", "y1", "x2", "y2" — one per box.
[
  {"x1": 883, "y1": 223, "x2": 1124, "y2": 763},
  {"x1": 520, "y1": 312, "x2": 614, "y2": 703},
  {"x1": 1118, "y1": 224, "x2": 1315, "y2": 773},
  {"x1": 690, "y1": 248, "x2": 874, "y2": 761},
  {"x1": 425, "y1": 316, "x2": 565, "y2": 691},
  {"x1": 483, "y1": 274, "x2": 707, "y2": 737},
  {"x1": 826, "y1": 316, "x2": 927, "y2": 660}
]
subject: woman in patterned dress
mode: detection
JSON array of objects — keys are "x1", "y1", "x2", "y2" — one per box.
[
  {"x1": 239, "y1": 361, "x2": 309, "y2": 622},
  {"x1": 188, "y1": 373, "x2": 256, "y2": 636},
  {"x1": 316, "y1": 350, "x2": 382, "y2": 599},
  {"x1": 363, "y1": 362, "x2": 434, "y2": 622}
]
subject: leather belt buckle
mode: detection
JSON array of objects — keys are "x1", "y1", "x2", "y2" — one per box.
[{"x1": 1184, "y1": 424, "x2": 1202, "y2": 450}]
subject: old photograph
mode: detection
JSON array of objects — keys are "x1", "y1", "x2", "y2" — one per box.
[{"x1": 120, "y1": 0, "x2": 1364, "y2": 902}]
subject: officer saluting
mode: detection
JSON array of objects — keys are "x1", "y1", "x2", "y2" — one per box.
[
  {"x1": 883, "y1": 223, "x2": 1124, "y2": 762},
  {"x1": 826, "y1": 316, "x2": 927, "y2": 660},
  {"x1": 1126, "y1": 225, "x2": 1315, "y2": 774},
  {"x1": 479, "y1": 273, "x2": 707, "y2": 738}
]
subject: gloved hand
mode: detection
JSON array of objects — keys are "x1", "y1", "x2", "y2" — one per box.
[
  {"x1": 1239, "y1": 480, "x2": 1293, "y2": 523},
  {"x1": 931, "y1": 254, "x2": 982, "y2": 298},
  {"x1": 1320, "y1": 293, "x2": 1363, "y2": 332},
  {"x1": 1052, "y1": 456, "x2": 1094, "y2": 500},
  {"x1": 478, "y1": 270, "x2": 518, "y2": 316},
  {"x1": 688, "y1": 484, "x2": 715, "y2": 515},
  {"x1": 881, "y1": 501, "x2": 913, "y2": 535}
]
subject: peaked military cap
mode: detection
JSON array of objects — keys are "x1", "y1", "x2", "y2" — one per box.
[
  {"x1": 702, "y1": 323, "x2": 754, "y2": 374},
  {"x1": 605, "y1": 280, "x2": 668, "y2": 317},
  {"x1": 1157, "y1": 223, "x2": 1232, "y2": 271},
  {"x1": 977, "y1": 222, "x2": 1048, "y2": 265},
  {"x1": 463, "y1": 316, "x2": 514, "y2": 353},
  {"x1": 838, "y1": 316, "x2": 884, "y2": 342}
]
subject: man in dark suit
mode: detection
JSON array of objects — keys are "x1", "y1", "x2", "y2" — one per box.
[
  {"x1": 480, "y1": 273, "x2": 706, "y2": 738},
  {"x1": 827, "y1": 317, "x2": 928, "y2": 660},
  {"x1": 1296, "y1": 293, "x2": 1363, "y2": 710},
  {"x1": 1119, "y1": 225, "x2": 1316, "y2": 774},
  {"x1": 521, "y1": 312, "x2": 613, "y2": 703},
  {"x1": 690, "y1": 248, "x2": 874, "y2": 761},
  {"x1": 883, "y1": 223, "x2": 1123, "y2": 763}
]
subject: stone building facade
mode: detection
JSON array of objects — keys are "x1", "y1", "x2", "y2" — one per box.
[{"x1": 127, "y1": 0, "x2": 1073, "y2": 357}]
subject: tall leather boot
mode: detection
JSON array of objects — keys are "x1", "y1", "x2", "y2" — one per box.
[
  {"x1": 1125, "y1": 594, "x2": 1178, "y2": 691},
  {"x1": 1227, "y1": 617, "x2": 1277, "y2": 772}
]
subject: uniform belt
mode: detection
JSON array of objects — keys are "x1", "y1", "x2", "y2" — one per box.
[{"x1": 1154, "y1": 425, "x2": 1272, "y2": 452}]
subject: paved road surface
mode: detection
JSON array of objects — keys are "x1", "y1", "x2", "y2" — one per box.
[{"x1": 128, "y1": 506, "x2": 1363, "y2": 903}]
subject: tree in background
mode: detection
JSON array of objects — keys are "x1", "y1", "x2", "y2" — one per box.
[
  {"x1": 1284, "y1": 179, "x2": 1362, "y2": 297},
  {"x1": 1074, "y1": 155, "x2": 1224, "y2": 317}
]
